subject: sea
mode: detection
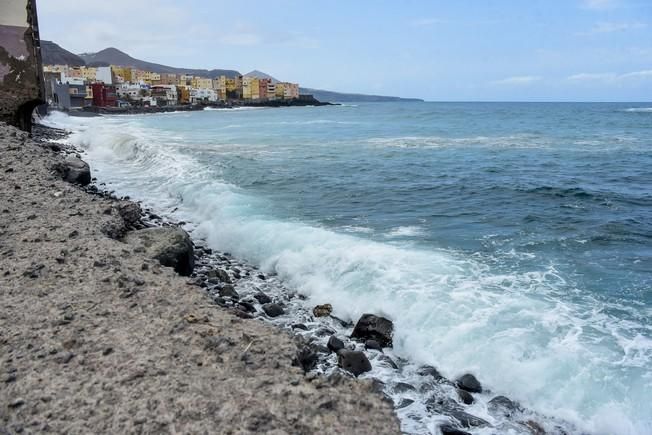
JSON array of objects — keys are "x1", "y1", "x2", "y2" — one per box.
[{"x1": 43, "y1": 102, "x2": 652, "y2": 435}]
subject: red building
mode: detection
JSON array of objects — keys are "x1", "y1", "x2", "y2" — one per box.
[
  {"x1": 91, "y1": 83, "x2": 117, "y2": 107},
  {"x1": 258, "y1": 78, "x2": 270, "y2": 100}
]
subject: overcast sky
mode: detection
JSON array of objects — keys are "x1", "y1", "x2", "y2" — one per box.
[{"x1": 37, "y1": 0, "x2": 651, "y2": 101}]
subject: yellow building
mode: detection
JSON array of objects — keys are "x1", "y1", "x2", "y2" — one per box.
[
  {"x1": 79, "y1": 67, "x2": 97, "y2": 81},
  {"x1": 111, "y1": 66, "x2": 132, "y2": 83},
  {"x1": 143, "y1": 71, "x2": 160, "y2": 84},
  {"x1": 275, "y1": 82, "x2": 285, "y2": 99},
  {"x1": 177, "y1": 86, "x2": 190, "y2": 104},
  {"x1": 192, "y1": 77, "x2": 213, "y2": 90}
]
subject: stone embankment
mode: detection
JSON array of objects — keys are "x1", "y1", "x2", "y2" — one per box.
[{"x1": 0, "y1": 121, "x2": 400, "y2": 434}]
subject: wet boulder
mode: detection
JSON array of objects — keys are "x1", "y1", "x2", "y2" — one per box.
[
  {"x1": 313, "y1": 303, "x2": 332, "y2": 317},
  {"x1": 55, "y1": 156, "x2": 91, "y2": 186},
  {"x1": 439, "y1": 424, "x2": 471, "y2": 435},
  {"x1": 218, "y1": 285, "x2": 239, "y2": 299},
  {"x1": 351, "y1": 313, "x2": 393, "y2": 347},
  {"x1": 365, "y1": 339, "x2": 383, "y2": 351},
  {"x1": 262, "y1": 303, "x2": 284, "y2": 317},
  {"x1": 456, "y1": 373, "x2": 482, "y2": 393},
  {"x1": 293, "y1": 345, "x2": 318, "y2": 372},
  {"x1": 457, "y1": 389, "x2": 474, "y2": 405},
  {"x1": 207, "y1": 268, "x2": 231, "y2": 283},
  {"x1": 253, "y1": 291, "x2": 271, "y2": 304},
  {"x1": 417, "y1": 365, "x2": 444, "y2": 380},
  {"x1": 488, "y1": 395, "x2": 520, "y2": 417},
  {"x1": 124, "y1": 227, "x2": 194, "y2": 276},
  {"x1": 337, "y1": 350, "x2": 372, "y2": 376},
  {"x1": 327, "y1": 335, "x2": 345, "y2": 353}
]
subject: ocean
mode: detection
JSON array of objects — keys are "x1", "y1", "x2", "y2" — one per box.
[{"x1": 44, "y1": 102, "x2": 652, "y2": 435}]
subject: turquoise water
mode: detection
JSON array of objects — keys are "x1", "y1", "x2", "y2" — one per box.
[{"x1": 46, "y1": 102, "x2": 651, "y2": 434}]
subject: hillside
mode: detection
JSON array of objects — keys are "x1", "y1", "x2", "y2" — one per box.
[
  {"x1": 300, "y1": 87, "x2": 424, "y2": 103},
  {"x1": 78, "y1": 47, "x2": 241, "y2": 78},
  {"x1": 40, "y1": 40, "x2": 85, "y2": 67}
]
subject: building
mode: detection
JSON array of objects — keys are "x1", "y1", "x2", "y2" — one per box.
[
  {"x1": 95, "y1": 66, "x2": 113, "y2": 84},
  {"x1": 177, "y1": 86, "x2": 190, "y2": 104},
  {"x1": 192, "y1": 77, "x2": 213, "y2": 90},
  {"x1": 143, "y1": 71, "x2": 160, "y2": 84},
  {"x1": 116, "y1": 83, "x2": 149, "y2": 100},
  {"x1": 266, "y1": 82, "x2": 276, "y2": 101},
  {"x1": 159, "y1": 73, "x2": 178, "y2": 85},
  {"x1": 111, "y1": 66, "x2": 132, "y2": 83},
  {"x1": 190, "y1": 88, "x2": 217, "y2": 104},
  {"x1": 151, "y1": 85, "x2": 178, "y2": 106},
  {"x1": 79, "y1": 66, "x2": 97, "y2": 81},
  {"x1": 91, "y1": 83, "x2": 117, "y2": 107},
  {"x1": 258, "y1": 78, "x2": 270, "y2": 101}
]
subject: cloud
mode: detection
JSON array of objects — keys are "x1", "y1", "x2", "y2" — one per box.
[
  {"x1": 580, "y1": 21, "x2": 647, "y2": 35},
  {"x1": 492, "y1": 76, "x2": 542, "y2": 85},
  {"x1": 567, "y1": 70, "x2": 652, "y2": 82},
  {"x1": 410, "y1": 18, "x2": 444, "y2": 27},
  {"x1": 581, "y1": 0, "x2": 618, "y2": 10}
]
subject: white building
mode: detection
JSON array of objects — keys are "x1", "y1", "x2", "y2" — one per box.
[
  {"x1": 95, "y1": 66, "x2": 113, "y2": 85},
  {"x1": 116, "y1": 83, "x2": 148, "y2": 100},
  {"x1": 190, "y1": 88, "x2": 217, "y2": 103}
]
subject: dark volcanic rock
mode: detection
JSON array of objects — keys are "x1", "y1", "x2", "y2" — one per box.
[
  {"x1": 416, "y1": 365, "x2": 443, "y2": 380},
  {"x1": 293, "y1": 346, "x2": 318, "y2": 372},
  {"x1": 207, "y1": 268, "x2": 231, "y2": 283},
  {"x1": 55, "y1": 156, "x2": 91, "y2": 186},
  {"x1": 124, "y1": 227, "x2": 194, "y2": 276},
  {"x1": 488, "y1": 395, "x2": 520, "y2": 417},
  {"x1": 351, "y1": 313, "x2": 393, "y2": 347},
  {"x1": 457, "y1": 389, "x2": 474, "y2": 405},
  {"x1": 262, "y1": 303, "x2": 284, "y2": 317},
  {"x1": 312, "y1": 303, "x2": 332, "y2": 317},
  {"x1": 337, "y1": 350, "x2": 372, "y2": 377},
  {"x1": 439, "y1": 424, "x2": 471, "y2": 435},
  {"x1": 450, "y1": 410, "x2": 490, "y2": 428},
  {"x1": 456, "y1": 374, "x2": 482, "y2": 393},
  {"x1": 253, "y1": 291, "x2": 271, "y2": 304},
  {"x1": 327, "y1": 335, "x2": 345, "y2": 353},
  {"x1": 393, "y1": 382, "x2": 416, "y2": 393},
  {"x1": 219, "y1": 285, "x2": 239, "y2": 299},
  {"x1": 365, "y1": 339, "x2": 383, "y2": 351},
  {"x1": 116, "y1": 201, "x2": 142, "y2": 228}
]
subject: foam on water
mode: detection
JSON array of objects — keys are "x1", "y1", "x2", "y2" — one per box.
[{"x1": 43, "y1": 110, "x2": 652, "y2": 435}]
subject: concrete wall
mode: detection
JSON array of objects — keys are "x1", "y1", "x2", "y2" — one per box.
[{"x1": 0, "y1": 0, "x2": 44, "y2": 131}]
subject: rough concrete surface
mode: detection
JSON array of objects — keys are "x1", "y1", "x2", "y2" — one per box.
[{"x1": 0, "y1": 122, "x2": 401, "y2": 435}]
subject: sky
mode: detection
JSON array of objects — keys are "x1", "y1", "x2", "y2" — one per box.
[{"x1": 37, "y1": 0, "x2": 652, "y2": 101}]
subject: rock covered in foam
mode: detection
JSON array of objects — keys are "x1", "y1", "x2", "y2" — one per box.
[
  {"x1": 456, "y1": 373, "x2": 482, "y2": 393},
  {"x1": 351, "y1": 313, "x2": 393, "y2": 347}
]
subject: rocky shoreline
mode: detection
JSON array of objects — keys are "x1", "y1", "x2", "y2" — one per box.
[
  {"x1": 2, "y1": 120, "x2": 586, "y2": 435},
  {"x1": 0, "y1": 121, "x2": 400, "y2": 434}
]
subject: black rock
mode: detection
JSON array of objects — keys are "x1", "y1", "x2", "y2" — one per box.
[
  {"x1": 262, "y1": 303, "x2": 284, "y2": 317},
  {"x1": 312, "y1": 303, "x2": 332, "y2": 317},
  {"x1": 456, "y1": 373, "x2": 482, "y2": 393},
  {"x1": 439, "y1": 424, "x2": 471, "y2": 435},
  {"x1": 291, "y1": 323, "x2": 308, "y2": 331},
  {"x1": 54, "y1": 156, "x2": 91, "y2": 186},
  {"x1": 293, "y1": 346, "x2": 318, "y2": 372},
  {"x1": 124, "y1": 227, "x2": 194, "y2": 276},
  {"x1": 327, "y1": 335, "x2": 345, "y2": 353},
  {"x1": 253, "y1": 291, "x2": 272, "y2": 304},
  {"x1": 377, "y1": 355, "x2": 399, "y2": 370},
  {"x1": 116, "y1": 201, "x2": 141, "y2": 228},
  {"x1": 450, "y1": 410, "x2": 490, "y2": 428},
  {"x1": 237, "y1": 301, "x2": 256, "y2": 313},
  {"x1": 365, "y1": 339, "x2": 383, "y2": 351},
  {"x1": 219, "y1": 285, "x2": 239, "y2": 299},
  {"x1": 457, "y1": 388, "x2": 474, "y2": 405},
  {"x1": 417, "y1": 365, "x2": 444, "y2": 380},
  {"x1": 393, "y1": 382, "x2": 416, "y2": 393},
  {"x1": 351, "y1": 313, "x2": 393, "y2": 347},
  {"x1": 488, "y1": 395, "x2": 520, "y2": 417},
  {"x1": 397, "y1": 398, "x2": 414, "y2": 409},
  {"x1": 337, "y1": 350, "x2": 372, "y2": 376},
  {"x1": 207, "y1": 268, "x2": 231, "y2": 283}
]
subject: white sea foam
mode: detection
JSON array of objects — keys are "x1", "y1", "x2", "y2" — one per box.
[
  {"x1": 365, "y1": 134, "x2": 553, "y2": 149},
  {"x1": 42, "y1": 111, "x2": 652, "y2": 435},
  {"x1": 622, "y1": 107, "x2": 652, "y2": 113},
  {"x1": 385, "y1": 225, "x2": 426, "y2": 237}
]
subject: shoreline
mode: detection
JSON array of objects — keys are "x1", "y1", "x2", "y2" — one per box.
[
  {"x1": 0, "y1": 121, "x2": 400, "y2": 434},
  {"x1": 53, "y1": 97, "x2": 336, "y2": 117},
  {"x1": 34, "y1": 115, "x2": 590, "y2": 435}
]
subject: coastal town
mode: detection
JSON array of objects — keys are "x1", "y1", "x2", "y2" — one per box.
[{"x1": 42, "y1": 63, "x2": 306, "y2": 111}]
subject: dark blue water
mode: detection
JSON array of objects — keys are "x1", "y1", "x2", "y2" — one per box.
[{"x1": 48, "y1": 102, "x2": 652, "y2": 434}]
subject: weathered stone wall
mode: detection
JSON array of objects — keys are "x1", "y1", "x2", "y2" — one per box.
[{"x1": 0, "y1": 0, "x2": 43, "y2": 131}]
